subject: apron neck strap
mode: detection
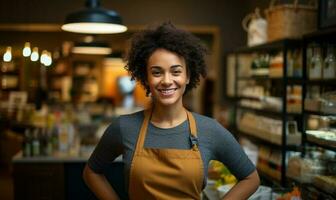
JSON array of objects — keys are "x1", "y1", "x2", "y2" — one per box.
[{"x1": 135, "y1": 107, "x2": 198, "y2": 151}]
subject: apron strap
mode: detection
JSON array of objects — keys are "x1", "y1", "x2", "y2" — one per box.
[
  {"x1": 134, "y1": 108, "x2": 152, "y2": 152},
  {"x1": 134, "y1": 108, "x2": 199, "y2": 153},
  {"x1": 186, "y1": 111, "x2": 199, "y2": 151}
]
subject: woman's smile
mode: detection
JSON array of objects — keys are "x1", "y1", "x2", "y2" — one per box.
[{"x1": 157, "y1": 88, "x2": 178, "y2": 96}]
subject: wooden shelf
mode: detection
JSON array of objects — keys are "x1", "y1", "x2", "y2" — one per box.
[
  {"x1": 237, "y1": 128, "x2": 302, "y2": 151},
  {"x1": 306, "y1": 136, "x2": 336, "y2": 152},
  {"x1": 234, "y1": 39, "x2": 302, "y2": 53},
  {"x1": 237, "y1": 105, "x2": 301, "y2": 117},
  {"x1": 305, "y1": 79, "x2": 336, "y2": 86},
  {"x1": 304, "y1": 110, "x2": 336, "y2": 116},
  {"x1": 238, "y1": 76, "x2": 303, "y2": 85}
]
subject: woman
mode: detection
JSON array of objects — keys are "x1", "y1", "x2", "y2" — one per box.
[{"x1": 83, "y1": 22, "x2": 260, "y2": 200}]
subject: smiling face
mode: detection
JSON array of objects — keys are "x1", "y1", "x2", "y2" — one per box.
[{"x1": 146, "y1": 48, "x2": 189, "y2": 107}]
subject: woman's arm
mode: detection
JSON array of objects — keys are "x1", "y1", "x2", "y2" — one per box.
[
  {"x1": 83, "y1": 164, "x2": 121, "y2": 200},
  {"x1": 222, "y1": 170, "x2": 260, "y2": 200}
]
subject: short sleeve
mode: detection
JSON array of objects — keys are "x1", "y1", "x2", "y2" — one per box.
[
  {"x1": 87, "y1": 117, "x2": 123, "y2": 173},
  {"x1": 212, "y1": 120, "x2": 256, "y2": 180}
]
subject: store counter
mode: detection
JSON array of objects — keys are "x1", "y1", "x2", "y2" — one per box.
[{"x1": 12, "y1": 152, "x2": 126, "y2": 200}]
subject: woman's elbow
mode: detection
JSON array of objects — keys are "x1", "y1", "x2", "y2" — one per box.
[
  {"x1": 250, "y1": 170, "x2": 260, "y2": 189},
  {"x1": 83, "y1": 164, "x2": 93, "y2": 184}
]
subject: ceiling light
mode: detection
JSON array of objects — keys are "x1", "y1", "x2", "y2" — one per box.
[
  {"x1": 23, "y1": 42, "x2": 31, "y2": 57},
  {"x1": 30, "y1": 47, "x2": 39, "y2": 62},
  {"x1": 61, "y1": 0, "x2": 127, "y2": 34},
  {"x1": 3, "y1": 47, "x2": 12, "y2": 62},
  {"x1": 72, "y1": 41, "x2": 112, "y2": 55}
]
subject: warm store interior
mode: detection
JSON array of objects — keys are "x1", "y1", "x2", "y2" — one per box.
[{"x1": 0, "y1": 0, "x2": 335, "y2": 200}]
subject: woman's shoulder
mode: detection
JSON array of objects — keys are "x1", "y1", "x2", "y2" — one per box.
[
  {"x1": 191, "y1": 112, "x2": 219, "y2": 126},
  {"x1": 118, "y1": 109, "x2": 145, "y2": 129},
  {"x1": 120, "y1": 109, "x2": 144, "y2": 119},
  {"x1": 191, "y1": 112, "x2": 229, "y2": 135}
]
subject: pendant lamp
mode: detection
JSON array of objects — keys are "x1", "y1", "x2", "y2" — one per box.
[
  {"x1": 72, "y1": 41, "x2": 112, "y2": 55},
  {"x1": 62, "y1": 0, "x2": 127, "y2": 34}
]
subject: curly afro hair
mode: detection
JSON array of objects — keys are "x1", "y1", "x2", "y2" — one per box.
[{"x1": 125, "y1": 22, "x2": 207, "y2": 96}]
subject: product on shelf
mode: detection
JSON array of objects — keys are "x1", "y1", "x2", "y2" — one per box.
[
  {"x1": 251, "y1": 54, "x2": 270, "y2": 76},
  {"x1": 306, "y1": 130, "x2": 336, "y2": 148},
  {"x1": 257, "y1": 146, "x2": 281, "y2": 181},
  {"x1": 237, "y1": 54, "x2": 254, "y2": 77},
  {"x1": 238, "y1": 112, "x2": 301, "y2": 145},
  {"x1": 323, "y1": 44, "x2": 336, "y2": 79},
  {"x1": 308, "y1": 44, "x2": 323, "y2": 80},
  {"x1": 287, "y1": 86, "x2": 302, "y2": 113},
  {"x1": 304, "y1": 98, "x2": 322, "y2": 112},
  {"x1": 287, "y1": 49, "x2": 302, "y2": 77},
  {"x1": 313, "y1": 175, "x2": 336, "y2": 196},
  {"x1": 287, "y1": 156, "x2": 327, "y2": 183},
  {"x1": 320, "y1": 91, "x2": 336, "y2": 114},
  {"x1": 269, "y1": 53, "x2": 283, "y2": 77}
]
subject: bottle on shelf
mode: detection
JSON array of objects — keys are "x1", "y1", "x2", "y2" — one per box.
[
  {"x1": 323, "y1": 44, "x2": 336, "y2": 79},
  {"x1": 45, "y1": 128, "x2": 53, "y2": 156},
  {"x1": 31, "y1": 128, "x2": 40, "y2": 157},
  {"x1": 22, "y1": 128, "x2": 32, "y2": 157},
  {"x1": 50, "y1": 125, "x2": 59, "y2": 154},
  {"x1": 39, "y1": 127, "x2": 49, "y2": 156},
  {"x1": 309, "y1": 44, "x2": 323, "y2": 80}
]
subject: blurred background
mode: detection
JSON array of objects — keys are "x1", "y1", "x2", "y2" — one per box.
[{"x1": 0, "y1": 0, "x2": 335, "y2": 199}]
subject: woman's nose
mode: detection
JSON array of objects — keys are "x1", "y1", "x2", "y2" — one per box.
[{"x1": 161, "y1": 73, "x2": 173, "y2": 85}]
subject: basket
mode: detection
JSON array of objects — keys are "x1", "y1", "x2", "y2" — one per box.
[{"x1": 265, "y1": 0, "x2": 317, "y2": 41}]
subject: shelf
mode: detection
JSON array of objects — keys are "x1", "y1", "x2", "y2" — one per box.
[
  {"x1": 305, "y1": 79, "x2": 336, "y2": 86},
  {"x1": 303, "y1": 110, "x2": 336, "y2": 116},
  {"x1": 237, "y1": 96, "x2": 263, "y2": 101},
  {"x1": 0, "y1": 71, "x2": 20, "y2": 75},
  {"x1": 304, "y1": 28, "x2": 336, "y2": 41},
  {"x1": 237, "y1": 129, "x2": 302, "y2": 151},
  {"x1": 0, "y1": 87, "x2": 20, "y2": 91},
  {"x1": 49, "y1": 73, "x2": 68, "y2": 77},
  {"x1": 306, "y1": 138, "x2": 336, "y2": 152},
  {"x1": 237, "y1": 105, "x2": 301, "y2": 117},
  {"x1": 234, "y1": 39, "x2": 302, "y2": 53},
  {"x1": 238, "y1": 76, "x2": 303, "y2": 85}
]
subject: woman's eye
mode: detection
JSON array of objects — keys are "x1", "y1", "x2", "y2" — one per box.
[
  {"x1": 152, "y1": 71, "x2": 161, "y2": 76},
  {"x1": 172, "y1": 70, "x2": 181, "y2": 75}
]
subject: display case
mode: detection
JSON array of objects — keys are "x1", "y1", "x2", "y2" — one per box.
[
  {"x1": 224, "y1": 31, "x2": 336, "y2": 196},
  {"x1": 302, "y1": 28, "x2": 336, "y2": 152},
  {"x1": 225, "y1": 39, "x2": 305, "y2": 187}
]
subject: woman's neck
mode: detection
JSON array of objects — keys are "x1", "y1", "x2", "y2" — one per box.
[{"x1": 150, "y1": 102, "x2": 187, "y2": 128}]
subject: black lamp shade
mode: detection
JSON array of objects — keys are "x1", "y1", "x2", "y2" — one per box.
[
  {"x1": 72, "y1": 41, "x2": 112, "y2": 55},
  {"x1": 62, "y1": 1, "x2": 127, "y2": 34}
]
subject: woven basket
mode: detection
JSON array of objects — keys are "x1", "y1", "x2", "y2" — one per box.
[{"x1": 265, "y1": 0, "x2": 317, "y2": 41}]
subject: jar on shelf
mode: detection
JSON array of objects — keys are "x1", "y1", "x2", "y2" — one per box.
[
  {"x1": 309, "y1": 44, "x2": 323, "y2": 80},
  {"x1": 323, "y1": 44, "x2": 336, "y2": 79}
]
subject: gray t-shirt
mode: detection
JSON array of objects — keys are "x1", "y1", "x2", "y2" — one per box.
[{"x1": 88, "y1": 110, "x2": 255, "y2": 189}]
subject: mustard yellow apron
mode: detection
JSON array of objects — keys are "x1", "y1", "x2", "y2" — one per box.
[{"x1": 129, "y1": 108, "x2": 204, "y2": 200}]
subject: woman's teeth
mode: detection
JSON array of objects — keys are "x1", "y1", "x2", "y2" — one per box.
[{"x1": 159, "y1": 88, "x2": 176, "y2": 95}]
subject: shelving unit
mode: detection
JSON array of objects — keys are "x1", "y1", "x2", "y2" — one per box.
[
  {"x1": 224, "y1": 30, "x2": 336, "y2": 193},
  {"x1": 302, "y1": 28, "x2": 336, "y2": 154},
  {"x1": 226, "y1": 39, "x2": 304, "y2": 187}
]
